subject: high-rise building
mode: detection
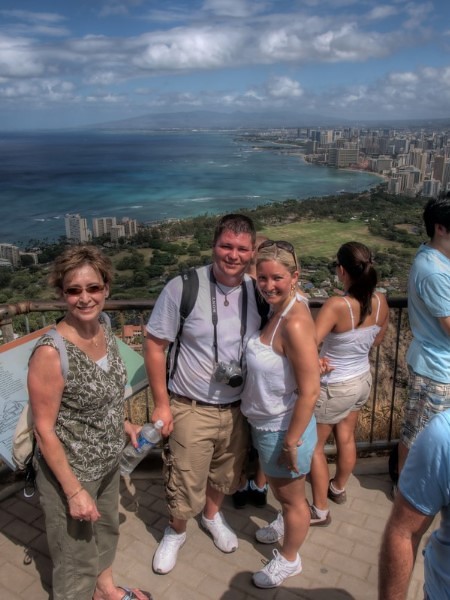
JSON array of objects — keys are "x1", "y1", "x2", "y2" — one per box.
[
  {"x1": 433, "y1": 155, "x2": 445, "y2": 182},
  {"x1": 376, "y1": 156, "x2": 393, "y2": 173},
  {"x1": 121, "y1": 218, "x2": 138, "y2": 237},
  {"x1": 65, "y1": 214, "x2": 91, "y2": 243},
  {"x1": 92, "y1": 217, "x2": 117, "y2": 238},
  {"x1": 327, "y1": 146, "x2": 358, "y2": 168},
  {"x1": 110, "y1": 225, "x2": 126, "y2": 242},
  {"x1": 0, "y1": 243, "x2": 20, "y2": 268},
  {"x1": 409, "y1": 149, "x2": 427, "y2": 179},
  {"x1": 442, "y1": 160, "x2": 450, "y2": 190},
  {"x1": 422, "y1": 179, "x2": 441, "y2": 198}
]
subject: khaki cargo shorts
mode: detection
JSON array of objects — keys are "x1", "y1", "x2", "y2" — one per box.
[{"x1": 163, "y1": 395, "x2": 249, "y2": 520}]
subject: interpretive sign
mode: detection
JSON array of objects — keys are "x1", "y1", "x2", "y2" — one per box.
[{"x1": 0, "y1": 326, "x2": 148, "y2": 470}]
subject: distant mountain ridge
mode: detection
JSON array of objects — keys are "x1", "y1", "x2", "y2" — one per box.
[
  {"x1": 87, "y1": 109, "x2": 346, "y2": 130},
  {"x1": 85, "y1": 110, "x2": 450, "y2": 132}
]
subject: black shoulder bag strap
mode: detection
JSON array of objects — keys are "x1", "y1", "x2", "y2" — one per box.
[{"x1": 168, "y1": 268, "x2": 199, "y2": 381}]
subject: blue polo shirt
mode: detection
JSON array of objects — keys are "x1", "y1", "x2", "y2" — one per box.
[{"x1": 406, "y1": 244, "x2": 450, "y2": 383}]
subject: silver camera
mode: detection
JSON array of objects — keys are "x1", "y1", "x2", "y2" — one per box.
[{"x1": 214, "y1": 360, "x2": 243, "y2": 388}]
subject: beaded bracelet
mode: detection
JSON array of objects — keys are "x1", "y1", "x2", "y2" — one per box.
[{"x1": 67, "y1": 486, "x2": 84, "y2": 501}]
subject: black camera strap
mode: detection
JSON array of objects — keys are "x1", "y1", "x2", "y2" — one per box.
[{"x1": 209, "y1": 267, "x2": 248, "y2": 366}]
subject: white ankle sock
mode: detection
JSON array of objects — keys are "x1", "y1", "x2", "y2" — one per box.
[
  {"x1": 330, "y1": 480, "x2": 345, "y2": 494},
  {"x1": 280, "y1": 552, "x2": 300, "y2": 566},
  {"x1": 249, "y1": 479, "x2": 267, "y2": 492},
  {"x1": 312, "y1": 505, "x2": 329, "y2": 519}
]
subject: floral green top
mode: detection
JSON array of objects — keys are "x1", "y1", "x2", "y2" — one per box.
[{"x1": 35, "y1": 321, "x2": 127, "y2": 481}]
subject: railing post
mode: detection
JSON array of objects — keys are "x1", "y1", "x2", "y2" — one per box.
[{"x1": 0, "y1": 319, "x2": 15, "y2": 343}]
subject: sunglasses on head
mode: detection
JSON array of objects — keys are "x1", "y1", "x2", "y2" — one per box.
[
  {"x1": 258, "y1": 239, "x2": 298, "y2": 269},
  {"x1": 63, "y1": 283, "x2": 106, "y2": 297}
]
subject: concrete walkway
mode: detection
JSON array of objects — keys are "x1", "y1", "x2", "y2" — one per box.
[{"x1": 0, "y1": 457, "x2": 428, "y2": 600}]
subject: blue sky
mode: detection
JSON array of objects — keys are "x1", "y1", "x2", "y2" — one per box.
[{"x1": 1, "y1": 0, "x2": 450, "y2": 129}]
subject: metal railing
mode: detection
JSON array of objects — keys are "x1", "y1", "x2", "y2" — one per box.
[{"x1": 0, "y1": 297, "x2": 408, "y2": 456}]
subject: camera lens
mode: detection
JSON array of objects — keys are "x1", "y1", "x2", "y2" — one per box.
[{"x1": 228, "y1": 374, "x2": 243, "y2": 388}]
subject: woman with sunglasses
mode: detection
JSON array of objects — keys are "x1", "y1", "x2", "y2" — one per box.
[
  {"x1": 309, "y1": 242, "x2": 389, "y2": 526},
  {"x1": 27, "y1": 245, "x2": 151, "y2": 600},
  {"x1": 241, "y1": 240, "x2": 320, "y2": 588}
]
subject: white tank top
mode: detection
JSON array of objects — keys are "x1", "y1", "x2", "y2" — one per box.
[
  {"x1": 241, "y1": 293, "x2": 308, "y2": 431},
  {"x1": 320, "y1": 294, "x2": 381, "y2": 384}
]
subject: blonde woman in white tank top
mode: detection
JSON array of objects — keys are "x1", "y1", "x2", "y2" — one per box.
[
  {"x1": 309, "y1": 242, "x2": 389, "y2": 526},
  {"x1": 240, "y1": 240, "x2": 320, "y2": 588}
]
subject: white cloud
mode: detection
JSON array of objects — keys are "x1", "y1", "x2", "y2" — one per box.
[
  {"x1": 0, "y1": 35, "x2": 45, "y2": 78},
  {"x1": 0, "y1": 78, "x2": 74, "y2": 102},
  {"x1": 202, "y1": 0, "x2": 267, "y2": 18},
  {"x1": 388, "y1": 72, "x2": 418, "y2": 84},
  {"x1": 86, "y1": 92, "x2": 126, "y2": 103},
  {"x1": 98, "y1": 0, "x2": 146, "y2": 18},
  {"x1": 267, "y1": 76, "x2": 303, "y2": 99},
  {"x1": 320, "y1": 64, "x2": 450, "y2": 119},
  {"x1": 0, "y1": 0, "x2": 446, "y2": 122},
  {"x1": 403, "y1": 2, "x2": 434, "y2": 30},
  {"x1": 0, "y1": 10, "x2": 66, "y2": 24},
  {"x1": 86, "y1": 71, "x2": 121, "y2": 85},
  {"x1": 133, "y1": 27, "x2": 242, "y2": 70},
  {"x1": 366, "y1": 5, "x2": 398, "y2": 21},
  {"x1": 0, "y1": 9, "x2": 69, "y2": 36}
]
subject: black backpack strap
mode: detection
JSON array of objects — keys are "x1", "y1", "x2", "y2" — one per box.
[
  {"x1": 251, "y1": 278, "x2": 270, "y2": 329},
  {"x1": 168, "y1": 268, "x2": 199, "y2": 381}
]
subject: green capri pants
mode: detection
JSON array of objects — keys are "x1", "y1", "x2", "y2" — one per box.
[{"x1": 36, "y1": 457, "x2": 120, "y2": 600}]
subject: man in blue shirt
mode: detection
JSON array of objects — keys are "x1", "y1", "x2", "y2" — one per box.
[
  {"x1": 398, "y1": 196, "x2": 450, "y2": 473},
  {"x1": 379, "y1": 410, "x2": 450, "y2": 599}
]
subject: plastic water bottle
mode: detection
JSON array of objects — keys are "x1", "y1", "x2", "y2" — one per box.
[{"x1": 120, "y1": 420, "x2": 164, "y2": 476}]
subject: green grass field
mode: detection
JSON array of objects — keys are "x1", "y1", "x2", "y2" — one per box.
[{"x1": 260, "y1": 218, "x2": 404, "y2": 259}]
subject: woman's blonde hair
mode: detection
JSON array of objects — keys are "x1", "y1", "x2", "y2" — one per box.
[{"x1": 256, "y1": 240, "x2": 299, "y2": 276}]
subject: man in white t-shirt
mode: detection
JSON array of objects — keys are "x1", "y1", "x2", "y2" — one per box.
[
  {"x1": 144, "y1": 214, "x2": 262, "y2": 574},
  {"x1": 398, "y1": 197, "x2": 450, "y2": 474}
]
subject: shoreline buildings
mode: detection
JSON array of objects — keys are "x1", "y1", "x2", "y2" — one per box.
[
  {"x1": 65, "y1": 214, "x2": 138, "y2": 244},
  {"x1": 290, "y1": 125, "x2": 450, "y2": 198}
]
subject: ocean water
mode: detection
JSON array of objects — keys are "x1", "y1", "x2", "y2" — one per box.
[{"x1": 0, "y1": 130, "x2": 381, "y2": 244}]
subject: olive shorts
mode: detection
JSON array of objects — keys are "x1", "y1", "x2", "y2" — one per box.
[
  {"x1": 163, "y1": 395, "x2": 249, "y2": 520},
  {"x1": 36, "y1": 458, "x2": 120, "y2": 600}
]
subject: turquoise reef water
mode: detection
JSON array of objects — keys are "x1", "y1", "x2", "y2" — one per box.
[{"x1": 0, "y1": 130, "x2": 381, "y2": 244}]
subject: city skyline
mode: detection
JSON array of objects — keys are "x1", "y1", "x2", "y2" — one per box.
[{"x1": 1, "y1": 0, "x2": 450, "y2": 130}]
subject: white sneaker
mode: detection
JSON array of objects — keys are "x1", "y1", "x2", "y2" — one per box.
[
  {"x1": 201, "y1": 511, "x2": 238, "y2": 553},
  {"x1": 255, "y1": 511, "x2": 284, "y2": 544},
  {"x1": 253, "y1": 549, "x2": 302, "y2": 588},
  {"x1": 152, "y1": 526, "x2": 186, "y2": 574}
]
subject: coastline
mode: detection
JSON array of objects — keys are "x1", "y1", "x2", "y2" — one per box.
[{"x1": 0, "y1": 130, "x2": 385, "y2": 245}]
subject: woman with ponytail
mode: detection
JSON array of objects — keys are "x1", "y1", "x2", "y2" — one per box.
[{"x1": 309, "y1": 242, "x2": 389, "y2": 526}]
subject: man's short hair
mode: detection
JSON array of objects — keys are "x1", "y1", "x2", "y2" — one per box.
[
  {"x1": 212, "y1": 214, "x2": 256, "y2": 245},
  {"x1": 423, "y1": 196, "x2": 450, "y2": 238}
]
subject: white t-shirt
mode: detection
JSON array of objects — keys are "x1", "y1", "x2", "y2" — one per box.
[{"x1": 146, "y1": 265, "x2": 262, "y2": 403}]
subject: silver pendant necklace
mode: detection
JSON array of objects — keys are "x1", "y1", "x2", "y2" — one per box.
[{"x1": 215, "y1": 282, "x2": 241, "y2": 306}]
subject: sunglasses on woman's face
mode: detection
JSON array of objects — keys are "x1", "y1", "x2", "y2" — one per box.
[
  {"x1": 63, "y1": 284, "x2": 106, "y2": 297},
  {"x1": 258, "y1": 240, "x2": 298, "y2": 269}
]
